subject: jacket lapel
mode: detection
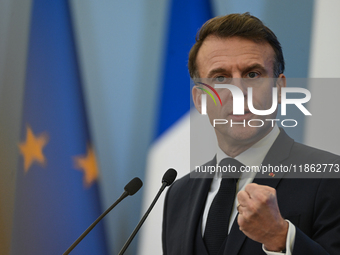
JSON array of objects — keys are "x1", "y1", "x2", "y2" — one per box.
[
  {"x1": 182, "y1": 158, "x2": 216, "y2": 254},
  {"x1": 254, "y1": 128, "x2": 294, "y2": 187}
]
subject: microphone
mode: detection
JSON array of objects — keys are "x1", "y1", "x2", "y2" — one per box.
[
  {"x1": 63, "y1": 177, "x2": 143, "y2": 255},
  {"x1": 118, "y1": 168, "x2": 177, "y2": 255}
]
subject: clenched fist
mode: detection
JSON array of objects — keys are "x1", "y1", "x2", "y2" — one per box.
[{"x1": 237, "y1": 183, "x2": 288, "y2": 252}]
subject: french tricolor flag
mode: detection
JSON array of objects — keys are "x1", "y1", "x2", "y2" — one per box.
[{"x1": 138, "y1": 0, "x2": 212, "y2": 254}]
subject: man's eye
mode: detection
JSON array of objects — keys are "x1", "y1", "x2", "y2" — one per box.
[
  {"x1": 247, "y1": 72, "x2": 259, "y2": 78},
  {"x1": 214, "y1": 76, "x2": 226, "y2": 82}
]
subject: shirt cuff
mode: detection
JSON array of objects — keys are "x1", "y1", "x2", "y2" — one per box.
[{"x1": 262, "y1": 220, "x2": 296, "y2": 255}]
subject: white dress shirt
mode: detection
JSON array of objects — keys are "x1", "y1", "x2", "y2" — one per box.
[{"x1": 201, "y1": 125, "x2": 296, "y2": 254}]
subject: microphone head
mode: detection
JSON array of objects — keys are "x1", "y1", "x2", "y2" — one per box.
[
  {"x1": 124, "y1": 177, "x2": 143, "y2": 196},
  {"x1": 162, "y1": 168, "x2": 177, "y2": 186}
]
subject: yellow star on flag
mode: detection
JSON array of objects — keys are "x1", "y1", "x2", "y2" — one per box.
[
  {"x1": 74, "y1": 145, "x2": 99, "y2": 188},
  {"x1": 18, "y1": 125, "x2": 49, "y2": 173}
]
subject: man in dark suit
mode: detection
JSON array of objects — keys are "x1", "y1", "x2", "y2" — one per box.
[{"x1": 162, "y1": 13, "x2": 340, "y2": 255}]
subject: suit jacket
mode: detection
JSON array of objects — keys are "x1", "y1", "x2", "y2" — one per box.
[{"x1": 162, "y1": 129, "x2": 340, "y2": 255}]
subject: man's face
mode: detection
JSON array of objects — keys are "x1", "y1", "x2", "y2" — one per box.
[{"x1": 192, "y1": 36, "x2": 286, "y2": 151}]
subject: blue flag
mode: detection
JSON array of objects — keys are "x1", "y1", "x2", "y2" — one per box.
[
  {"x1": 11, "y1": 1, "x2": 108, "y2": 254},
  {"x1": 155, "y1": 0, "x2": 213, "y2": 137},
  {"x1": 138, "y1": 0, "x2": 213, "y2": 254}
]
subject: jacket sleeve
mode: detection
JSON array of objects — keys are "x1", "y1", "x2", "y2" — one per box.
[{"x1": 292, "y1": 178, "x2": 340, "y2": 255}]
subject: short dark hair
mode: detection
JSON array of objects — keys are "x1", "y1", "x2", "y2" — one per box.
[{"x1": 188, "y1": 12, "x2": 285, "y2": 78}]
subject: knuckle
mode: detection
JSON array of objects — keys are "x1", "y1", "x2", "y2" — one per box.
[
  {"x1": 246, "y1": 183, "x2": 257, "y2": 190},
  {"x1": 258, "y1": 194, "x2": 268, "y2": 204},
  {"x1": 248, "y1": 204, "x2": 259, "y2": 216},
  {"x1": 237, "y1": 191, "x2": 244, "y2": 199}
]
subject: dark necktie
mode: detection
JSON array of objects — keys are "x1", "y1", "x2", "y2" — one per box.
[{"x1": 203, "y1": 158, "x2": 243, "y2": 255}]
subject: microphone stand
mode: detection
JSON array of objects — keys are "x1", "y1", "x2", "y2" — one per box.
[
  {"x1": 118, "y1": 182, "x2": 167, "y2": 255},
  {"x1": 63, "y1": 191, "x2": 129, "y2": 255}
]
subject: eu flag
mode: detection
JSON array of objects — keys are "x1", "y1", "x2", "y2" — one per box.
[{"x1": 11, "y1": 1, "x2": 108, "y2": 254}]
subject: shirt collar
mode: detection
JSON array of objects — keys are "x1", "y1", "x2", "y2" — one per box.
[{"x1": 216, "y1": 125, "x2": 280, "y2": 168}]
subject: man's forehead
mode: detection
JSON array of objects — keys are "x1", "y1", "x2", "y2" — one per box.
[
  {"x1": 196, "y1": 35, "x2": 275, "y2": 76},
  {"x1": 198, "y1": 36, "x2": 275, "y2": 61}
]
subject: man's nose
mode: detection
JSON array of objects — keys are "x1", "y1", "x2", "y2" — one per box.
[{"x1": 231, "y1": 77, "x2": 247, "y2": 98}]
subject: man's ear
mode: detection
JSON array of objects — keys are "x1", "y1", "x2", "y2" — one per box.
[
  {"x1": 192, "y1": 86, "x2": 203, "y2": 114},
  {"x1": 276, "y1": 74, "x2": 286, "y2": 104}
]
